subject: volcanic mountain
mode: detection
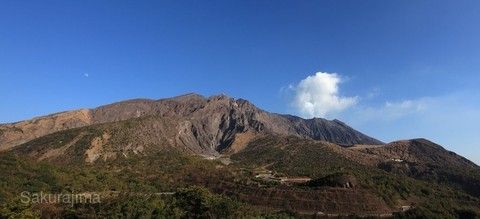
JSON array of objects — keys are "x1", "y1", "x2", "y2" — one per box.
[
  {"x1": 0, "y1": 93, "x2": 382, "y2": 158},
  {"x1": 1, "y1": 93, "x2": 479, "y2": 218}
]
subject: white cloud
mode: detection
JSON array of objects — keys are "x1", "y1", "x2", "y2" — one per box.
[
  {"x1": 83, "y1": 73, "x2": 89, "y2": 77},
  {"x1": 345, "y1": 99, "x2": 429, "y2": 124},
  {"x1": 291, "y1": 72, "x2": 358, "y2": 118},
  {"x1": 382, "y1": 99, "x2": 428, "y2": 119}
]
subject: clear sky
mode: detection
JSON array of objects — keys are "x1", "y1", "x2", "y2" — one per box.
[{"x1": 1, "y1": 1, "x2": 480, "y2": 163}]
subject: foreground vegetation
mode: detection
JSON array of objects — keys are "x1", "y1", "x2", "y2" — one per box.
[
  {"x1": 1, "y1": 135, "x2": 480, "y2": 218},
  {"x1": 0, "y1": 152, "x2": 296, "y2": 218}
]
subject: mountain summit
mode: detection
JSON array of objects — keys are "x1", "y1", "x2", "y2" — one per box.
[{"x1": 0, "y1": 93, "x2": 382, "y2": 156}]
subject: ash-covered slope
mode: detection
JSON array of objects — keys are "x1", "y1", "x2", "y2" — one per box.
[{"x1": 0, "y1": 93, "x2": 382, "y2": 153}]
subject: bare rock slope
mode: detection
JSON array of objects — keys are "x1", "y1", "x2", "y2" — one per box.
[{"x1": 0, "y1": 93, "x2": 382, "y2": 153}]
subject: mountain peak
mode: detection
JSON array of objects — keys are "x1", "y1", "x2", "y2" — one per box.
[
  {"x1": 168, "y1": 93, "x2": 206, "y2": 101},
  {"x1": 0, "y1": 93, "x2": 383, "y2": 153}
]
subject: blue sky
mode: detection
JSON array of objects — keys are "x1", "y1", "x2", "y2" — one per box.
[{"x1": 1, "y1": 1, "x2": 480, "y2": 163}]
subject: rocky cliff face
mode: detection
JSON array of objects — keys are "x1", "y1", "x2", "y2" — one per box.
[{"x1": 0, "y1": 93, "x2": 382, "y2": 154}]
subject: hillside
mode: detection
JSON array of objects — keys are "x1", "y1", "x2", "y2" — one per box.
[
  {"x1": 0, "y1": 93, "x2": 382, "y2": 153},
  {"x1": 1, "y1": 93, "x2": 479, "y2": 218}
]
